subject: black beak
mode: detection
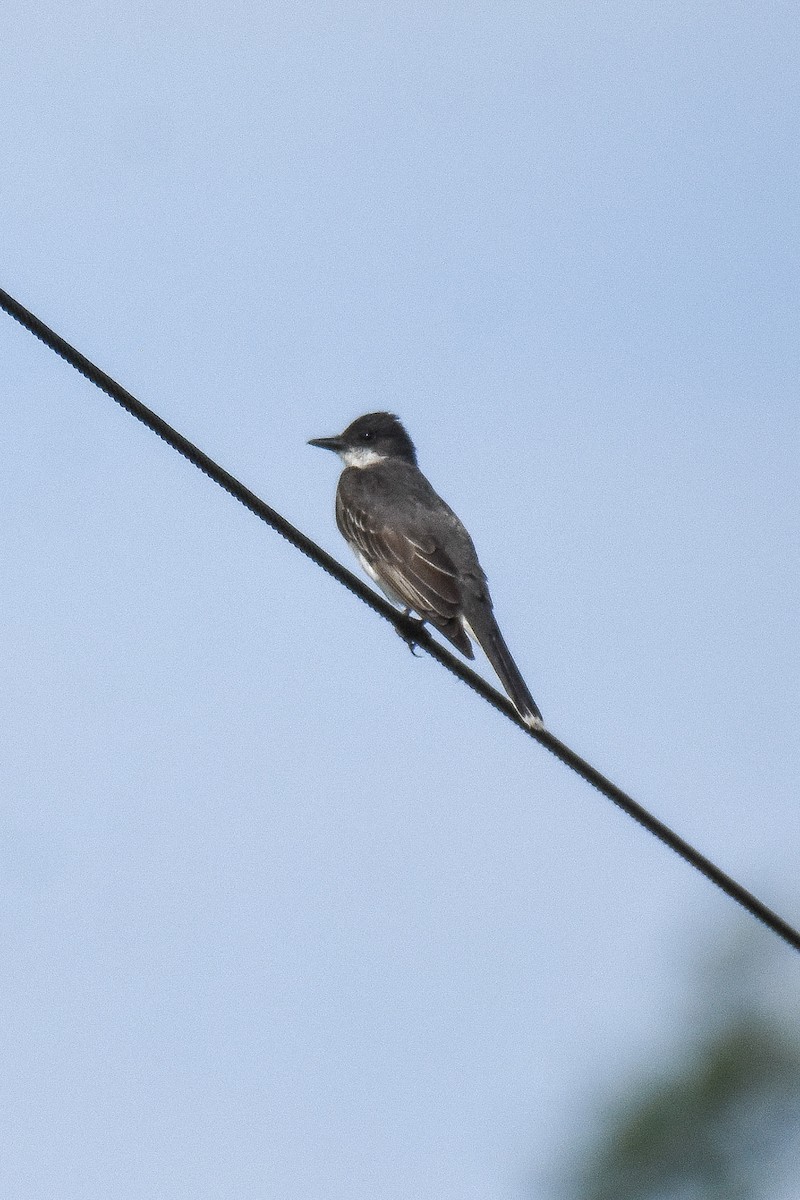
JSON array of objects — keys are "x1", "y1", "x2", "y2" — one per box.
[{"x1": 308, "y1": 435, "x2": 344, "y2": 452}]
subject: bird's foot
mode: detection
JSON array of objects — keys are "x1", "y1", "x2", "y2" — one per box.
[{"x1": 396, "y1": 612, "x2": 426, "y2": 656}]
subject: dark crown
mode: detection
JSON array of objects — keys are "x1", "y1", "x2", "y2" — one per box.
[{"x1": 341, "y1": 412, "x2": 418, "y2": 465}]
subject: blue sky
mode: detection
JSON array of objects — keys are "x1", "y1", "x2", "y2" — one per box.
[{"x1": 2, "y1": 4, "x2": 798, "y2": 1197}]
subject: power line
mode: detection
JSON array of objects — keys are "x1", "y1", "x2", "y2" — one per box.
[{"x1": 2, "y1": 284, "x2": 798, "y2": 955}]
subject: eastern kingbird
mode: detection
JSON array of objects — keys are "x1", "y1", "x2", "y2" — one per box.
[{"x1": 309, "y1": 412, "x2": 543, "y2": 728}]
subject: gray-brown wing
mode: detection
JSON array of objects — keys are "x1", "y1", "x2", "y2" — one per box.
[{"x1": 335, "y1": 488, "x2": 474, "y2": 656}]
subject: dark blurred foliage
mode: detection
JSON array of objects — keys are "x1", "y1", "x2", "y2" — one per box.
[{"x1": 551, "y1": 934, "x2": 800, "y2": 1200}]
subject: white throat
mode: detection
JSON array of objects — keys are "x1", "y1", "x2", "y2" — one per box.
[{"x1": 339, "y1": 446, "x2": 386, "y2": 469}]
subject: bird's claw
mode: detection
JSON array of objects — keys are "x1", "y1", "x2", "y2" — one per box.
[{"x1": 396, "y1": 613, "x2": 425, "y2": 656}]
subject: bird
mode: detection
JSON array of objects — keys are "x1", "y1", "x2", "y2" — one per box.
[{"x1": 309, "y1": 412, "x2": 543, "y2": 728}]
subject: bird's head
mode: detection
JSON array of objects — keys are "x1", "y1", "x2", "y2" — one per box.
[{"x1": 309, "y1": 412, "x2": 418, "y2": 468}]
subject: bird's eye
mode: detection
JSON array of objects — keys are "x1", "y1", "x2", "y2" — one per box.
[{"x1": 361, "y1": 430, "x2": 374, "y2": 442}]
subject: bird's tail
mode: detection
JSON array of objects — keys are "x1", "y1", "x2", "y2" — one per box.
[{"x1": 466, "y1": 611, "x2": 543, "y2": 729}]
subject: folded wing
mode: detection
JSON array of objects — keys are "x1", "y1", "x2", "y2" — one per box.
[{"x1": 336, "y1": 491, "x2": 474, "y2": 658}]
